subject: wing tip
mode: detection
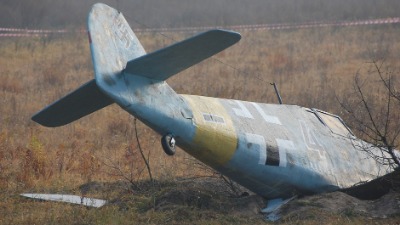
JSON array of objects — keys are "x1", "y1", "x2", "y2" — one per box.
[
  {"x1": 31, "y1": 112, "x2": 63, "y2": 128},
  {"x1": 208, "y1": 29, "x2": 242, "y2": 42}
]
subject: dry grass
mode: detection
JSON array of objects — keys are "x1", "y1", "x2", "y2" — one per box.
[{"x1": 1, "y1": 25, "x2": 400, "y2": 224}]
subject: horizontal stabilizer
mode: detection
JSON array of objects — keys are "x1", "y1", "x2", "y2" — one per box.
[
  {"x1": 125, "y1": 29, "x2": 241, "y2": 81},
  {"x1": 32, "y1": 80, "x2": 113, "y2": 127}
]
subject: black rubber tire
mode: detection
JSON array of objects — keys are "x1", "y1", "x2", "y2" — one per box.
[{"x1": 161, "y1": 134, "x2": 176, "y2": 156}]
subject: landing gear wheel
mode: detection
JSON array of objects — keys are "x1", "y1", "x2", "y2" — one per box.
[{"x1": 161, "y1": 134, "x2": 176, "y2": 156}]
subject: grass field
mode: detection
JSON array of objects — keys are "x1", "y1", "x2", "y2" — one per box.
[{"x1": 1, "y1": 24, "x2": 400, "y2": 224}]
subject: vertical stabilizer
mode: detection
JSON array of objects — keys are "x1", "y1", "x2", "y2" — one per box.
[{"x1": 87, "y1": 3, "x2": 145, "y2": 92}]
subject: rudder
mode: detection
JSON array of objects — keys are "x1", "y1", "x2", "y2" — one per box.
[
  {"x1": 32, "y1": 4, "x2": 146, "y2": 127},
  {"x1": 88, "y1": 3, "x2": 146, "y2": 89}
]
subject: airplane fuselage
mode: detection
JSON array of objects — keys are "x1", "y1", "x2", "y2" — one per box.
[
  {"x1": 86, "y1": 3, "x2": 393, "y2": 199},
  {"x1": 119, "y1": 80, "x2": 390, "y2": 198},
  {"x1": 33, "y1": 3, "x2": 394, "y2": 200}
]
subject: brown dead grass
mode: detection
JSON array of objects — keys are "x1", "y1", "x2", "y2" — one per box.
[{"x1": 0, "y1": 25, "x2": 400, "y2": 224}]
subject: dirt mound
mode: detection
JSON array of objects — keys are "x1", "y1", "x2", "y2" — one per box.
[
  {"x1": 281, "y1": 191, "x2": 400, "y2": 220},
  {"x1": 78, "y1": 178, "x2": 400, "y2": 223},
  {"x1": 145, "y1": 178, "x2": 264, "y2": 217}
]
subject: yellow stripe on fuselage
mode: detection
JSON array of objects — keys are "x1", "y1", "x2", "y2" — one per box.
[{"x1": 182, "y1": 95, "x2": 238, "y2": 167}]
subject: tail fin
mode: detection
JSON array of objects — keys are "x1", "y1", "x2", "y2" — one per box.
[
  {"x1": 32, "y1": 3, "x2": 241, "y2": 127},
  {"x1": 32, "y1": 3, "x2": 144, "y2": 127},
  {"x1": 88, "y1": 3, "x2": 146, "y2": 88}
]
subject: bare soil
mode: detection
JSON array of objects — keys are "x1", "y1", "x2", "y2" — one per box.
[
  {"x1": 78, "y1": 177, "x2": 400, "y2": 224},
  {"x1": 281, "y1": 191, "x2": 400, "y2": 221}
]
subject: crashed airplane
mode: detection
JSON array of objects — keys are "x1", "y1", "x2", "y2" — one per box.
[{"x1": 33, "y1": 3, "x2": 397, "y2": 203}]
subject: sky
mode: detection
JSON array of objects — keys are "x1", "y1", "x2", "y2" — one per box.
[{"x1": 0, "y1": 0, "x2": 399, "y2": 28}]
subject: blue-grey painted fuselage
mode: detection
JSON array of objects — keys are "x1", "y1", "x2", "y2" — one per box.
[{"x1": 32, "y1": 3, "x2": 396, "y2": 200}]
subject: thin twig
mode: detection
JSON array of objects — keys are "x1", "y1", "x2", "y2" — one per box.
[{"x1": 134, "y1": 118, "x2": 153, "y2": 182}]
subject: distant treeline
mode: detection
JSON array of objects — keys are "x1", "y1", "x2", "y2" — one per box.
[{"x1": 1, "y1": 0, "x2": 399, "y2": 29}]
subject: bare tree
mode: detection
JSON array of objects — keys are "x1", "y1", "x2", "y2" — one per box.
[{"x1": 339, "y1": 60, "x2": 400, "y2": 169}]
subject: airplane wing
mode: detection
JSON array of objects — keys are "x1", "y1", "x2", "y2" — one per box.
[
  {"x1": 31, "y1": 79, "x2": 114, "y2": 127},
  {"x1": 124, "y1": 29, "x2": 241, "y2": 81}
]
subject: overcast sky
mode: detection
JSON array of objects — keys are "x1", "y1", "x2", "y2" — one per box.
[{"x1": 0, "y1": 0, "x2": 399, "y2": 28}]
